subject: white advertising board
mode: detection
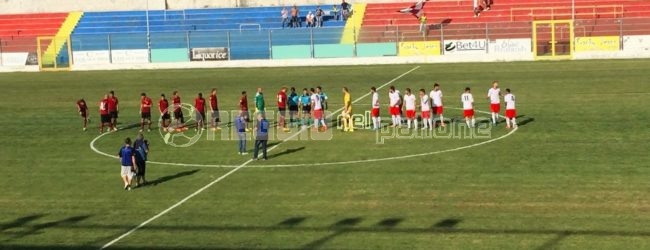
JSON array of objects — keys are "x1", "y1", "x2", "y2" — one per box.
[
  {"x1": 73, "y1": 50, "x2": 110, "y2": 65},
  {"x1": 111, "y1": 49, "x2": 149, "y2": 64},
  {"x1": 623, "y1": 35, "x2": 650, "y2": 52},
  {"x1": 489, "y1": 38, "x2": 532, "y2": 54},
  {"x1": 443, "y1": 39, "x2": 487, "y2": 55},
  {"x1": 0, "y1": 52, "x2": 28, "y2": 66}
]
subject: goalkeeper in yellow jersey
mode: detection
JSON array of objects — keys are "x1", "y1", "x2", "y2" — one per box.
[{"x1": 342, "y1": 87, "x2": 353, "y2": 132}]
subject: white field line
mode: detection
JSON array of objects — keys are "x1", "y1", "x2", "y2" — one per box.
[{"x1": 99, "y1": 66, "x2": 421, "y2": 249}]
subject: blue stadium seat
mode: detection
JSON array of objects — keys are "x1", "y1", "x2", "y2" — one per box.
[{"x1": 71, "y1": 6, "x2": 346, "y2": 60}]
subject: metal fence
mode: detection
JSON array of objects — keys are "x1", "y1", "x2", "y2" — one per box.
[{"x1": 1, "y1": 17, "x2": 650, "y2": 66}]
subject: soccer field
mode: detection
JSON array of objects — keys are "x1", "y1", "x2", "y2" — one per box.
[{"x1": 1, "y1": 59, "x2": 649, "y2": 250}]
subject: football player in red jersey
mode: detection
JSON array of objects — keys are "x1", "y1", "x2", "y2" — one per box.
[
  {"x1": 277, "y1": 87, "x2": 289, "y2": 132},
  {"x1": 140, "y1": 93, "x2": 153, "y2": 132},
  {"x1": 99, "y1": 94, "x2": 111, "y2": 133},
  {"x1": 194, "y1": 93, "x2": 206, "y2": 131},
  {"x1": 77, "y1": 98, "x2": 89, "y2": 131},
  {"x1": 108, "y1": 90, "x2": 119, "y2": 131},
  {"x1": 209, "y1": 88, "x2": 221, "y2": 131},
  {"x1": 159, "y1": 94, "x2": 171, "y2": 129}
]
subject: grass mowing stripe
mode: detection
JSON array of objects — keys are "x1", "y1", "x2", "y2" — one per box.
[{"x1": 100, "y1": 65, "x2": 420, "y2": 249}]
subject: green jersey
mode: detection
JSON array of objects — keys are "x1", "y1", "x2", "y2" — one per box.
[{"x1": 255, "y1": 92, "x2": 265, "y2": 111}]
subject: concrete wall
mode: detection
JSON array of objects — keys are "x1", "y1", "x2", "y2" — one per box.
[{"x1": 0, "y1": 0, "x2": 415, "y2": 14}]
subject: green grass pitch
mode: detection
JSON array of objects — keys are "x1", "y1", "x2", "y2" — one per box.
[{"x1": 1, "y1": 59, "x2": 649, "y2": 249}]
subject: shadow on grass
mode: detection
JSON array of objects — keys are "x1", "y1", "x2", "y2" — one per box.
[
  {"x1": 149, "y1": 169, "x2": 200, "y2": 186},
  {"x1": 1, "y1": 215, "x2": 91, "y2": 243},
  {"x1": 4, "y1": 215, "x2": 650, "y2": 250},
  {"x1": 269, "y1": 147, "x2": 305, "y2": 159}
]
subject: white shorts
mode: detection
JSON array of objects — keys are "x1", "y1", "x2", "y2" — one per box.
[{"x1": 121, "y1": 166, "x2": 132, "y2": 176}]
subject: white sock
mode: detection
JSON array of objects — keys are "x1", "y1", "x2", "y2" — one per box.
[
  {"x1": 314, "y1": 120, "x2": 319, "y2": 128},
  {"x1": 439, "y1": 115, "x2": 444, "y2": 126},
  {"x1": 321, "y1": 119, "x2": 326, "y2": 127},
  {"x1": 427, "y1": 119, "x2": 432, "y2": 129},
  {"x1": 414, "y1": 120, "x2": 418, "y2": 129},
  {"x1": 466, "y1": 119, "x2": 471, "y2": 127},
  {"x1": 492, "y1": 113, "x2": 496, "y2": 124},
  {"x1": 471, "y1": 118, "x2": 476, "y2": 127},
  {"x1": 505, "y1": 118, "x2": 511, "y2": 127},
  {"x1": 391, "y1": 116, "x2": 396, "y2": 126},
  {"x1": 496, "y1": 113, "x2": 500, "y2": 121},
  {"x1": 407, "y1": 120, "x2": 411, "y2": 128},
  {"x1": 512, "y1": 118, "x2": 517, "y2": 127}
]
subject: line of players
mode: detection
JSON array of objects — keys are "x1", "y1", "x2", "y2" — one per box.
[
  {"x1": 75, "y1": 86, "x2": 335, "y2": 133},
  {"x1": 368, "y1": 81, "x2": 517, "y2": 130},
  {"x1": 75, "y1": 82, "x2": 516, "y2": 133}
]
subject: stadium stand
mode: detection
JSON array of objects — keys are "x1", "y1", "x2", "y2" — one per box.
[
  {"x1": 358, "y1": 0, "x2": 650, "y2": 42},
  {"x1": 0, "y1": 13, "x2": 67, "y2": 53},
  {"x1": 70, "y1": 6, "x2": 347, "y2": 60}
]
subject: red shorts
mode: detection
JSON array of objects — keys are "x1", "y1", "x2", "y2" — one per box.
[
  {"x1": 406, "y1": 110, "x2": 416, "y2": 119},
  {"x1": 389, "y1": 106, "x2": 400, "y2": 116},
  {"x1": 464, "y1": 109, "x2": 474, "y2": 118},
  {"x1": 371, "y1": 108, "x2": 380, "y2": 117},
  {"x1": 505, "y1": 109, "x2": 516, "y2": 119},
  {"x1": 421, "y1": 110, "x2": 431, "y2": 119},
  {"x1": 490, "y1": 103, "x2": 501, "y2": 113},
  {"x1": 433, "y1": 106, "x2": 443, "y2": 115},
  {"x1": 313, "y1": 109, "x2": 323, "y2": 119}
]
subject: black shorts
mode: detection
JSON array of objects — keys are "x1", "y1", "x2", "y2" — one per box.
[
  {"x1": 141, "y1": 112, "x2": 151, "y2": 119},
  {"x1": 212, "y1": 110, "x2": 220, "y2": 122},
  {"x1": 101, "y1": 114, "x2": 111, "y2": 123},
  {"x1": 80, "y1": 111, "x2": 87, "y2": 118},
  {"x1": 161, "y1": 113, "x2": 171, "y2": 120},
  {"x1": 110, "y1": 111, "x2": 118, "y2": 119},
  {"x1": 174, "y1": 110, "x2": 184, "y2": 120},
  {"x1": 289, "y1": 105, "x2": 299, "y2": 112},
  {"x1": 278, "y1": 108, "x2": 287, "y2": 117},
  {"x1": 302, "y1": 105, "x2": 311, "y2": 114},
  {"x1": 196, "y1": 111, "x2": 206, "y2": 121}
]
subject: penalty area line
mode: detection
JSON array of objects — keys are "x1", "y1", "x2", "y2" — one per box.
[{"x1": 99, "y1": 65, "x2": 421, "y2": 249}]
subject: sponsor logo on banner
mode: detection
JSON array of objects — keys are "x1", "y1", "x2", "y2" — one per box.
[
  {"x1": 398, "y1": 41, "x2": 441, "y2": 56},
  {"x1": 26, "y1": 52, "x2": 39, "y2": 65},
  {"x1": 575, "y1": 36, "x2": 619, "y2": 52},
  {"x1": 73, "y1": 51, "x2": 110, "y2": 65},
  {"x1": 623, "y1": 35, "x2": 650, "y2": 51},
  {"x1": 111, "y1": 49, "x2": 149, "y2": 64},
  {"x1": 489, "y1": 38, "x2": 531, "y2": 53},
  {"x1": 190, "y1": 47, "x2": 229, "y2": 61},
  {"x1": 0, "y1": 52, "x2": 28, "y2": 66},
  {"x1": 444, "y1": 39, "x2": 487, "y2": 54}
]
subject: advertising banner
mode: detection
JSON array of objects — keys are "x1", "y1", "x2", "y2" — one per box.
[
  {"x1": 623, "y1": 35, "x2": 650, "y2": 52},
  {"x1": 0, "y1": 52, "x2": 28, "y2": 66},
  {"x1": 190, "y1": 47, "x2": 229, "y2": 61},
  {"x1": 111, "y1": 49, "x2": 149, "y2": 64},
  {"x1": 575, "y1": 36, "x2": 619, "y2": 52},
  {"x1": 72, "y1": 50, "x2": 110, "y2": 65},
  {"x1": 489, "y1": 38, "x2": 532, "y2": 54},
  {"x1": 398, "y1": 41, "x2": 441, "y2": 56},
  {"x1": 443, "y1": 39, "x2": 487, "y2": 54}
]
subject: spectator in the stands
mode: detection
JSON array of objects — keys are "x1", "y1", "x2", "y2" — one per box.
[
  {"x1": 315, "y1": 6, "x2": 324, "y2": 27},
  {"x1": 483, "y1": 0, "x2": 493, "y2": 11},
  {"x1": 291, "y1": 5, "x2": 301, "y2": 28},
  {"x1": 281, "y1": 6, "x2": 289, "y2": 28},
  {"x1": 306, "y1": 11, "x2": 315, "y2": 28},
  {"x1": 332, "y1": 5, "x2": 340, "y2": 20},
  {"x1": 419, "y1": 12, "x2": 427, "y2": 34},
  {"x1": 341, "y1": 0, "x2": 351, "y2": 21}
]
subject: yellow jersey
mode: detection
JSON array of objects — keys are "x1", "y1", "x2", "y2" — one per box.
[{"x1": 343, "y1": 92, "x2": 352, "y2": 113}]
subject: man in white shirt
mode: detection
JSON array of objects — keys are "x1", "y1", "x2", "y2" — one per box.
[
  {"x1": 388, "y1": 86, "x2": 401, "y2": 127},
  {"x1": 461, "y1": 87, "x2": 475, "y2": 128},
  {"x1": 370, "y1": 87, "x2": 380, "y2": 130},
  {"x1": 419, "y1": 89, "x2": 431, "y2": 130},
  {"x1": 429, "y1": 83, "x2": 445, "y2": 128},
  {"x1": 504, "y1": 88, "x2": 517, "y2": 129},
  {"x1": 311, "y1": 87, "x2": 327, "y2": 131},
  {"x1": 403, "y1": 88, "x2": 417, "y2": 129},
  {"x1": 486, "y1": 81, "x2": 501, "y2": 125}
]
